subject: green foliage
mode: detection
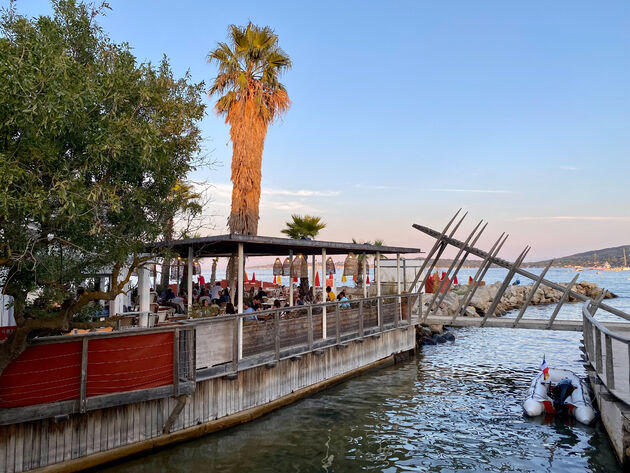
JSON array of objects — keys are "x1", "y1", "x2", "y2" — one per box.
[
  {"x1": 281, "y1": 215, "x2": 326, "y2": 240},
  {"x1": 0, "y1": 1, "x2": 205, "y2": 325},
  {"x1": 207, "y1": 22, "x2": 291, "y2": 122}
]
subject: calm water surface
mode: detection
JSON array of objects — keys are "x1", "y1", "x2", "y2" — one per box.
[{"x1": 101, "y1": 269, "x2": 629, "y2": 472}]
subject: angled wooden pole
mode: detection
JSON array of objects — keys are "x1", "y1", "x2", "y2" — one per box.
[
  {"x1": 512, "y1": 259, "x2": 554, "y2": 328},
  {"x1": 433, "y1": 222, "x2": 488, "y2": 315},
  {"x1": 426, "y1": 220, "x2": 484, "y2": 314},
  {"x1": 588, "y1": 288, "x2": 608, "y2": 316},
  {"x1": 407, "y1": 208, "x2": 462, "y2": 292},
  {"x1": 417, "y1": 212, "x2": 468, "y2": 297},
  {"x1": 412, "y1": 222, "x2": 629, "y2": 321},
  {"x1": 480, "y1": 246, "x2": 531, "y2": 327},
  {"x1": 452, "y1": 233, "x2": 508, "y2": 322},
  {"x1": 546, "y1": 273, "x2": 580, "y2": 329}
]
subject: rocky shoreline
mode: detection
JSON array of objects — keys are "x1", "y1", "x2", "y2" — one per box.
[{"x1": 417, "y1": 280, "x2": 616, "y2": 346}]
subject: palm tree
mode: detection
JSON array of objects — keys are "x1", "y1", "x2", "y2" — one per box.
[
  {"x1": 208, "y1": 23, "x2": 291, "y2": 236},
  {"x1": 352, "y1": 239, "x2": 384, "y2": 287},
  {"x1": 281, "y1": 215, "x2": 326, "y2": 239},
  {"x1": 282, "y1": 215, "x2": 326, "y2": 297}
]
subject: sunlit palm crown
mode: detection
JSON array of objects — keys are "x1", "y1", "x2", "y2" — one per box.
[
  {"x1": 282, "y1": 215, "x2": 326, "y2": 240},
  {"x1": 208, "y1": 23, "x2": 291, "y2": 123}
]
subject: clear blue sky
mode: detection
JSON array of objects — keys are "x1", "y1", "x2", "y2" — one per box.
[{"x1": 8, "y1": 0, "x2": 630, "y2": 261}]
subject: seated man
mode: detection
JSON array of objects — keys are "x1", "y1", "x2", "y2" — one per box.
[
  {"x1": 242, "y1": 302, "x2": 258, "y2": 321},
  {"x1": 251, "y1": 296, "x2": 262, "y2": 311}
]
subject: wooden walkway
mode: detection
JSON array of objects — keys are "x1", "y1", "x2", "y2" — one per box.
[{"x1": 422, "y1": 315, "x2": 630, "y2": 332}]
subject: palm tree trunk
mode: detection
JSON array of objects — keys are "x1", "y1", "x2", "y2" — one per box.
[{"x1": 227, "y1": 99, "x2": 268, "y2": 235}]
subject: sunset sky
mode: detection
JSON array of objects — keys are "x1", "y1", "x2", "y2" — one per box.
[{"x1": 12, "y1": 0, "x2": 630, "y2": 261}]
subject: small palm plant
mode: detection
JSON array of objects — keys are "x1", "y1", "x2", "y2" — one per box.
[
  {"x1": 281, "y1": 215, "x2": 326, "y2": 239},
  {"x1": 282, "y1": 215, "x2": 326, "y2": 297}
]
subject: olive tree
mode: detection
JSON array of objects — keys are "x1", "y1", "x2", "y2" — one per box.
[{"x1": 0, "y1": 1, "x2": 206, "y2": 372}]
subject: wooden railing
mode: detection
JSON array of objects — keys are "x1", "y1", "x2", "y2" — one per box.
[
  {"x1": 0, "y1": 325, "x2": 195, "y2": 425},
  {"x1": 192, "y1": 292, "x2": 422, "y2": 381},
  {"x1": 582, "y1": 299, "x2": 630, "y2": 406}
]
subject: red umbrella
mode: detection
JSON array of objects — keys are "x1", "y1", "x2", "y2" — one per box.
[
  {"x1": 244, "y1": 272, "x2": 249, "y2": 282},
  {"x1": 366, "y1": 275, "x2": 370, "y2": 284},
  {"x1": 315, "y1": 271, "x2": 320, "y2": 286},
  {"x1": 453, "y1": 275, "x2": 458, "y2": 285},
  {"x1": 252, "y1": 272, "x2": 256, "y2": 282}
]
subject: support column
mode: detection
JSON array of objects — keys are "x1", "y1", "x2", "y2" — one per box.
[
  {"x1": 187, "y1": 247, "x2": 193, "y2": 313},
  {"x1": 138, "y1": 258, "x2": 151, "y2": 327},
  {"x1": 362, "y1": 253, "x2": 367, "y2": 299},
  {"x1": 237, "y1": 243, "x2": 244, "y2": 360},
  {"x1": 396, "y1": 253, "x2": 401, "y2": 320},
  {"x1": 288, "y1": 250, "x2": 294, "y2": 307},
  {"x1": 321, "y1": 248, "x2": 327, "y2": 339},
  {"x1": 376, "y1": 251, "x2": 381, "y2": 324},
  {"x1": 312, "y1": 254, "x2": 316, "y2": 292}
]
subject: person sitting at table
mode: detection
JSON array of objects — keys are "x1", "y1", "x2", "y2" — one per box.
[
  {"x1": 243, "y1": 302, "x2": 258, "y2": 321},
  {"x1": 210, "y1": 282, "x2": 222, "y2": 303},
  {"x1": 326, "y1": 286, "x2": 336, "y2": 302},
  {"x1": 225, "y1": 302, "x2": 235, "y2": 314},
  {"x1": 296, "y1": 295, "x2": 304, "y2": 306},
  {"x1": 273, "y1": 299, "x2": 282, "y2": 309},
  {"x1": 252, "y1": 296, "x2": 262, "y2": 311},
  {"x1": 256, "y1": 288, "x2": 267, "y2": 299},
  {"x1": 220, "y1": 287, "x2": 230, "y2": 304},
  {"x1": 338, "y1": 291, "x2": 350, "y2": 309}
]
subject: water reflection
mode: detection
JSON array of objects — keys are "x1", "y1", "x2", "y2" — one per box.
[{"x1": 99, "y1": 326, "x2": 621, "y2": 473}]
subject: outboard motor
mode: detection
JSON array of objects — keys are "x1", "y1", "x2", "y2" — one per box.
[{"x1": 550, "y1": 379, "x2": 575, "y2": 414}]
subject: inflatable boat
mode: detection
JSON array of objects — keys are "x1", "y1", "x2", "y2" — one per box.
[{"x1": 522, "y1": 360, "x2": 596, "y2": 425}]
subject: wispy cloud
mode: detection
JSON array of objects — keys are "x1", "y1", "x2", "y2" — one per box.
[
  {"x1": 517, "y1": 216, "x2": 630, "y2": 222},
  {"x1": 263, "y1": 188, "x2": 340, "y2": 197},
  {"x1": 559, "y1": 165, "x2": 580, "y2": 171},
  {"x1": 428, "y1": 188, "x2": 513, "y2": 194},
  {"x1": 353, "y1": 183, "x2": 392, "y2": 190}
]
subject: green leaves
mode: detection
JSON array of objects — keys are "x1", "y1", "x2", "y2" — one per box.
[
  {"x1": 281, "y1": 215, "x2": 326, "y2": 240},
  {"x1": 0, "y1": 0, "x2": 205, "y2": 319},
  {"x1": 207, "y1": 22, "x2": 291, "y2": 123}
]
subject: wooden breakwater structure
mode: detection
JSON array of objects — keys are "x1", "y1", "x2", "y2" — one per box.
[{"x1": 0, "y1": 294, "x2": 420, "y2": 473}]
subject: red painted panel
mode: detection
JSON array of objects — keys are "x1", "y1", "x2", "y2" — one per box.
[
  {"x1": 86, "y1": 332, "x2": 173, "y2": 396},
  {"x1": 0, "y1": 326, "x2": 16, "y2": 341},
  {"x1": 0, "y1": 342, "x2": 82, "y2": 408}
]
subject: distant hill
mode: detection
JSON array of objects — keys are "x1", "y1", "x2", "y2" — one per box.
[{"x1": 525, "y1": 245, "x2": 630, "y2": 268}]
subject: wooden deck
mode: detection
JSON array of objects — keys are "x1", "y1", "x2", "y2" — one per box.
[{"x1": 423, "y1": 315, "x2": 630, "y2": 333}]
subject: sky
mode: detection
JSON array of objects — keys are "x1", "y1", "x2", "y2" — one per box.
[{"x1": 7, "y1": 0, "x2": 630, "y2": 262}]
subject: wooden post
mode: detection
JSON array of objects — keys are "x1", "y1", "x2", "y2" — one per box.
[
  {"x1": 237, "y1": 243, "x2": 244, "y2": 360},
  {"x1": 335, "y1": 301, "x2": 341, "y2": 344},
  {"x1": 512, "y1": 259, "x2": 554, "y2": 328},
  {"x1": 378, "y1": 297, "x2": 383, "y2": 333},
  {"x1": 307, "y1": 305, "x2": 313, "y2": 351},
  {"x1": 480, "y1": 246, "x2": 530, "y2": 327},
  {"x1": 416, "y1": 212, "x2": 468, "y2": 296},
  {"x1": 363, "y1": 252, "x2": 367, "y2": 299},
  {"x1": 173, "y1": 329, "x2": 180, "y2": 396},
  {"x1": 546, "y1": 273, "x2": 579, "y2": 329},
  {"x1": 288, "y1": 250, "x2": 294, "y2": 307},
  {"x1": 358, "y1": 300, "x2": 364, "y2": 338},
  {"x1": 396, "y1": 253, "x2": 401, "y2": 323},
  {"x1": 427, "y1": 220, "x2": 484, "y2": 314},
  {"x1": 274, "y1": 309, "x2": 280, "y2": 361},
  {"x1": 187, "y1": 246, "x2": 193, "y2": 313},
  {"x1": 595, "y1": 328, "x2": 603, "y2": 374},
  {"x1": 402, "y1": 258, "x2": 407, "y2": 289},
  {"x1": 451, "y1": 233, "x2": 507, "y2": 322},
  {"x1": 605, "y1": 334, "x2": 615, "y2": 390},
  {"x1": 406, "y1": 208, "x2": 462, "y2": 292},
  {"x1": 376, "y1": 251, "x2": 381, "y2": 326},
  {"x1": 321, "y1": 248, "x2": 327, "y2": 340},
  {"x1": 232, "y1": 316, "x2": 239, "y2": 373},
  {"x1": 433, "y1": 222, "x2": 488, "y2": 314},
  {"x1": 79, "y1": 338, "x2": 88, "y2": 413}
]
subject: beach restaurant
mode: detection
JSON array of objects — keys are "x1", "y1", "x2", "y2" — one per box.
[{"x1": 0, "y1": 234, "x2": 423, "y2": 473}]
